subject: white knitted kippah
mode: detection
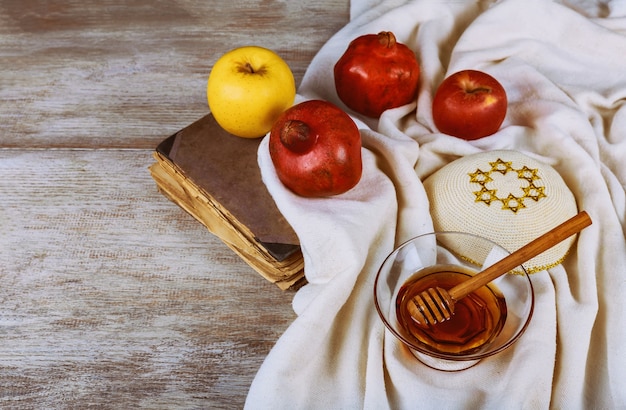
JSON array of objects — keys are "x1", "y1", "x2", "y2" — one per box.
[{"x1": 423, "y1": 150, "x2": 579, "y2": 273}]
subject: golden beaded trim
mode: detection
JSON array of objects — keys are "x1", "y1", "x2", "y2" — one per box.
[{"x1": 459, "y1": 250, "x2": 570, "y2": 275}]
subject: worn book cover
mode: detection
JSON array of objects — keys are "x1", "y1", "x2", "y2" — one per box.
[{"x1": 149, "y1": 113, "x2": 305, "y2": 289}]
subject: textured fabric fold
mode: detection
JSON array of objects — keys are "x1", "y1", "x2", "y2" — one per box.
[{"x1": 246, "y1": 0, "x2": 626, "y2": 408}]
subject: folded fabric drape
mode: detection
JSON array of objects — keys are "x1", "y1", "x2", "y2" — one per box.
[{"x1": 246, "y1": 0, "x2": 626, "y2": 408}]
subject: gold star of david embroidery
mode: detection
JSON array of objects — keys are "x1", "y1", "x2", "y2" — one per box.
[
  {"x1": 502, "y1": 193, "x2": 527, "y2": 213},
  {"x1": 489, "y1": 159, "x2": 513, "y2": 174},
  {"x1": 468, "y1": 169, "x2": 493, "y2": 184},
  {"x1": 523, "y1": 184, "x2": 546, "y2": 201},
  {"x1": 517, "y1": 166, "x2": 540, "y2": 182},
  {"x1": 468, "y1": 158, "x2": 547, "y2": 214},
  {"x1": 473, "y1": 187, "x2": 499, "y2": 205}
]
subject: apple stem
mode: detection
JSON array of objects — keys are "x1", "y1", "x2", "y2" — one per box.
[
  {"x1": 280, "y1": 120, "x2": 316, "y2": 154},
  {"x1": 377, "y1": 31, "x2": 397, "y2": 48},
  {"x1": 237, "y1": 61, "x2": 266, "y2": 75},
  {"x1": 244, "y1": 62, "x2": 255, "y2": 73},
  {"x1": 460, "y1": 78, "x2": 492, "y2": 94},
  {"x1": 467, "y1": 86, "x2": 492, "y2": 94}
]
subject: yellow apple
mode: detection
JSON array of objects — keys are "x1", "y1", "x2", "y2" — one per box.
[{"x1": 207, "y1": 46, "x2": 296, "y2": 138}]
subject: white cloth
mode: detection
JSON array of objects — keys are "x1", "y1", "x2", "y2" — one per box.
[{"x1": 246, "y1": 0, "x2": 626, "y2": 408}]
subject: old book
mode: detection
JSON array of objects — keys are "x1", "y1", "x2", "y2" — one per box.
[{"x1": 149, "y1": 114, "x2": 305, "y2": 290}]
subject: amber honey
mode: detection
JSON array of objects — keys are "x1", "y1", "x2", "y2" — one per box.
[{"x1": 396, "y1": 265, "x2": 507, "y2": 355}]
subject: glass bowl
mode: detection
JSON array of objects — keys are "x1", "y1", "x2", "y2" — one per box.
[{"x1": 374, "y1": 232, "x2": 534, "y2": 371}]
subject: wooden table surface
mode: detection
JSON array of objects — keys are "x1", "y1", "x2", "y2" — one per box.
[{"x1": 0, "y1": 1, "x2": 349, "y2": 408}]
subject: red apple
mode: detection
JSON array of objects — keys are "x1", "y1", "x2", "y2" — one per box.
[
  {"x1": 432, "y1": 70, "x2": 507, "y2": 140},
  {"x1": 269, "y1": 100, "x2": 362, "y2": 197},
  {"x1": 334, "y1": 31, "x2": 420, "y2": 118}
]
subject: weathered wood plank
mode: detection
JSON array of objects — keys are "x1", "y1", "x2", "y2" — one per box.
[
  {"x1": 0, "y1": 1, "x2": 350, "y2": 406},
  {"x1": 0, "y1": 149, "x2": 297, "y2": 408},
  {"x1": 0, "y1": 0, "x2": 349, "y2": 149}
]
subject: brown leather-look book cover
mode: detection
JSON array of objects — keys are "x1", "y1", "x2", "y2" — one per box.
[{"x1": 151, "y1": 113, "x2": 304, "y2": 289}]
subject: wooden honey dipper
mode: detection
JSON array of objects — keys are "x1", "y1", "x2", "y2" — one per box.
[{"x1": 408, "y1": 211, "x2": 592, "y2": 326}]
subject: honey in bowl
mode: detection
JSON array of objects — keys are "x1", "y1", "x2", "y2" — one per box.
[{"x1": 396, "y1": 265, "x2": 507, "y2": 355}]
